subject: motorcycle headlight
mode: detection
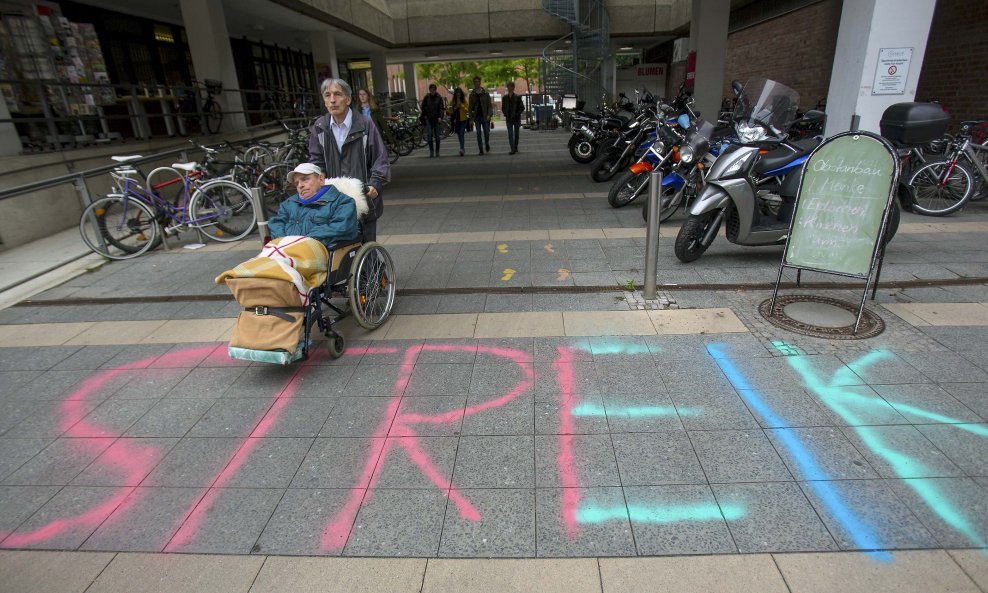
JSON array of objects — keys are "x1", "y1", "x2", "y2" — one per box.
[
  {"x1": 736, "y1": 121, "x2": 768, "y2": 143},
  {"x1": 678, "y1": 145, "x2": 695, "y2": 164}
]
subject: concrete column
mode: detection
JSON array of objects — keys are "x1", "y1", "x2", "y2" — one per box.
[
  {"x1": 0, "y1": 98, "x2": 23, "y2": 156},
  {"x1": 178, "y1": 0, "x2": 246, "y2": 131},
  {"x1": 402, "y1": 62, "x2": 418, "y2": 102},
  {"x1": 690, "y1": 0, "x2": 729, "y2": 122},
  {"x1": 370, "y1": 52, "x2": 389, "y2": 97},
  {"x1": 824, "y1": 0, "x2": 937, "y2": 135},
  {"x1": 602, "y1": 55, "x2": 617, "y2": 97},
  {"x1": 310, "y1": 30, "x2": 340, "y2": 81}
]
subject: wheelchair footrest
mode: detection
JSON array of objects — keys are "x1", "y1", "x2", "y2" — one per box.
[{"x1": 228, "y1": 341, "x2": 309, "y2": 365}]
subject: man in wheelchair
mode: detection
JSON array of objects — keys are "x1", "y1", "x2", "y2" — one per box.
[
  {"x1": 215, "y1": 163, "x2": 395, "y2": 364},
  {"x1": 267, "y1": 162, "x2": 366, "y2": 250}
]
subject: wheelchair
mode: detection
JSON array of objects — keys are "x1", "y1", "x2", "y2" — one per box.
[
  {"x1": 301, "y1": 239, "x2": 396, "y2": 359},
  {"x1": 230, "y1": 236, "x2": 395, "y2": 365}
]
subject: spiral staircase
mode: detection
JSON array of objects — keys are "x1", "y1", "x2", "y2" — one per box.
[{"x1": 541, "y1": 0, "x2": 610, "y2": 106}]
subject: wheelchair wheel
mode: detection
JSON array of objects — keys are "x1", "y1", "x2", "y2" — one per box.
[
  {"x1": 326, "y1": 332, "x2": 345, "y2": 359},
  {"x1": 348, "y1": 242, "x2": 396, "y2": 329}
]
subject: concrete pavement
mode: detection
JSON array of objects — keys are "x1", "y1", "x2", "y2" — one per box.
[{"x1": 0, "y1": 127, "x2": 987, "y2": 591}]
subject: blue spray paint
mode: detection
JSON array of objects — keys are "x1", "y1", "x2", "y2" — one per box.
[{"x1": 707, "y1": 343, "x2": 890, "y2": 560}]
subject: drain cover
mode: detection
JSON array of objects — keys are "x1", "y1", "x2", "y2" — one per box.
[{"x1": 758, "y1": 295, "x2": 885, "y2": 339}]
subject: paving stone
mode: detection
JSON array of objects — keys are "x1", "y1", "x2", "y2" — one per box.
[
  {"x1": 535, "y1": 434, "x2": 619, "y2": 488},
  {"x1": 622, "y1": 484, "x2": 737, "y2": 555},
  {"x1": 0, "y1": 484, "x2": 61, "y2": 534},
  {"x1": 873, "y1": 383, "x2": 985, "y2": 424},
  {"x1": 0, "y1": 346, "x2": 81, "y2": 372},
  {"x1": 162, "y1": 367, "x2": 247, "y2": 399},
  {"x1": 185, "y1": 397, "x2": 273, "y2": 437},
  {"x1": 765, "y1": 427, "x2": 879, "y2": 481},
  {"x1": 343, "y1": 488, "x2": 447, "y2": 556},
  {"x1": 535, "y1": 486, "x2": 635, "y2": 557},
  {"x1": 689, "y1": 429, "x2": 793, "y2": 483},
  {"x1": 847, "y1": 424, "x2": 966, "y2": 480},
  {"x1": 611, "y1": 431, "x2": 706, "y2": 486},
  {"x1": 712, "y1": 481, "x2": 839, "y2": 553},
  {"x1": 70, "y1": 437, "x2": 178, "y2": 486},
  {"x1": 3, "y1": 486, "x2": 120, "y2": 549},
  {"x1": 461, "y1": 392, "x2": 533, "y2": 435},
  {"x1": 374, "y1": 436, "x2": 458, "y2": 489},
  {"x1": 219, "y1": 437, "x2": 312, "y2": 488},
  {"x1": 941, "y1": 382, "x2": 988, "y2": 420},
  {"x1": 124, "y1": 399, "x2": 214, "y2": 437},
  {"x1": 797, "y1": 478, "x2": 938, "y2": 551},
  {"x1": 2, "y1": 437, "x2": 114, "y2": 486},
  {"x1": 452, "y1": 435, "x2": 535, "y2": 488},
  {"x1": 438, "y1": 488, "x2": 536, "y2": 557},
  {"x1": 914, "y1": 423, "x2": 988, "y2": 476},
  {"x1": 403, "y1": 363, "x2": 474, "y2": 396},
  {"x1": 0, "y1": 550, "x2": 115, "y2": 593},
  {"x1": 141, "y1": 437, "x2": 244, "y2": 487},
  {"x1": 168, "y1": 487, "x2": 284, "y2": 554},
  {"x1": 80, "y1": 486, "x2": 204, "y2": 552},
  {"x1": 319, "y1": 397, "x2": 396, "y2": 437},
  {"x1": 253, "y1": 488, "x2": 352, "y2": 555},
  {"x1": 291, "y1": 437, "x2": 384, "y2": 489}
]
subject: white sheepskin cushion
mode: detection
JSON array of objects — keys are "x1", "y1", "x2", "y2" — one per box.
[{"x1": 324, "y1": 177, "x2": 369, "y2": 220}]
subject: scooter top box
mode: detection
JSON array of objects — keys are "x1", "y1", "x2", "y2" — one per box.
[{"x1": 879, "y1": 102, "x2": 950, "y2": 145}]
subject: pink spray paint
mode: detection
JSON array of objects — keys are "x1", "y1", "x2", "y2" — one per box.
[{"x1": 0, "y1": 346, "x2": 215, "y2": 548}]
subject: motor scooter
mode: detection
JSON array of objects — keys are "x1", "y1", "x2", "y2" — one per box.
[{"x1": 672, "y1": 79, "x2": 898, "y2": 262}]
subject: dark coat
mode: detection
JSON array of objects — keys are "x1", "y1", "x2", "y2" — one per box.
[
  {"x1": 468, "y1": 87, "x2": 493, "y2": 122},
  {"x1": 420, "y1": 93, "x2": 446, "y2": 123},
  {"x1": 503, "y1": 92, "x2": 524, "y2": 123}
]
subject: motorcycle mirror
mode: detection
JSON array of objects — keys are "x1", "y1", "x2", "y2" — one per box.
[
  {"x1": 802, "y1": 109, "x2": 826, "y2": 122},
  {"x1": 731, "y1": 80, "x2": 743, "y2": 97}
]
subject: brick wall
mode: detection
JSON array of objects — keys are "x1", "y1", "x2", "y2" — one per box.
[
  {"x1": 723, "y1": 0, "x2": 841, "y2": 111},
  {"x1": 916, "y1": 0, "x2": 988, "y2": 129}
]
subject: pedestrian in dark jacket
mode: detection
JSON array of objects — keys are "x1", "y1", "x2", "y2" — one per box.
[
  {"x1": 309, "y1": 78, "x2": 391, "y2": 242},
  {"x1": 420, "y1": 83, "x2": 446, "y2": 157},
  {"x1": 468, "y1": 76, "x2": 493, "y2": 155},
  {"x1": 503, "y1": 81, "x2": 524, "y2": 155}
]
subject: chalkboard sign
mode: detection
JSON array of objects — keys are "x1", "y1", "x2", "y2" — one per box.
[{"x1": 785, "y1": 133, "x2": 897, "y2": 277}]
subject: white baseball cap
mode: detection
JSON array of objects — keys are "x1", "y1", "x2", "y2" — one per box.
[{"x1": 287, "y1": 162, "x2": 323, "y2": 184}]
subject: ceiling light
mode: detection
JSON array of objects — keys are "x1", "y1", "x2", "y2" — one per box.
[
  {"x1": 619, "y1": 45, "x2": 634, "y2": 51},
  {"x1": 490, "y1": 49, "x2": 504, "y2": 55}
]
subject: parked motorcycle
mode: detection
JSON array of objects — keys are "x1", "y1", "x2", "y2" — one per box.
[
  {"x1": 639, "y1": 118, "x2": 721, "y2": 222},
  {"x1": 590, "y1": 107, "x2": 658, "y2": 182},
  {"x1": 673, "y1": 78, "x2": 895, "y2": 263},
  {"x1": 607, "y1": 112, "x2": 691, "y2": 208}
]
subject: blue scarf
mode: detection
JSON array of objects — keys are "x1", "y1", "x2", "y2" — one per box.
[{"x1": 297, "y1": 185, "x2": 331, "y2": 204}]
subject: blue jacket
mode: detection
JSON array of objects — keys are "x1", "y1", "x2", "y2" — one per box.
[{"x1": 267, "y1": 184, "x2": 359, "y2": 250}]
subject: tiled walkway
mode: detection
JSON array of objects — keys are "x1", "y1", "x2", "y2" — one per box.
[{"x1": 1, "y1": 128, "x2": 987, "y2": 591}]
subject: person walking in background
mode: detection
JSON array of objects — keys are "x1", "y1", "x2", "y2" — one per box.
[
  {"x1": 420, "y1": 83, "x2": 445, "y2": 158},
  {"x1": 502, "y1": 81, "x2": 524, "y2": 155},
  {"x1": 357, "y1": 88, "x2": 394, "y2": 147},
  {"x1": 448, "y1": 87, "x2": 469, "y2": 157},
  {"x1": 468, "y1": 76, "x2": 492, "y2": 155}
]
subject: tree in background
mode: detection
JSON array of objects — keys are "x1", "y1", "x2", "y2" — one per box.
[{"x1": 417, "y1": 58, "x2": 541, "y2": 94}]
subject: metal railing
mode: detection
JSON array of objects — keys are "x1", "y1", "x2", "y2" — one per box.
[
  {"x1": 0, "y1": 120, "x2": 300, "y2": 207},
  {"x1": 0, "y1": 78, "x2": 322, "y2": 153}
]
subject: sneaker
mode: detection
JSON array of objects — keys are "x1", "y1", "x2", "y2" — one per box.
[
  {"x1": 459, "y1": 149, "x2": 464, "y2": 156},
  {"x1": 485, "y1": 144, "x2": 490, "y2": 152}
]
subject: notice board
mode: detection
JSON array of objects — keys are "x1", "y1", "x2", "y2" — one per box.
[{"x1": 784, "y1": 133, "x2": 897, "y2": 277}]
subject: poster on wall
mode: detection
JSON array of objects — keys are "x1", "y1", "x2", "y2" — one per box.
[{"x1": 872, "y1": 47, "x2": 912, "y2": 95}]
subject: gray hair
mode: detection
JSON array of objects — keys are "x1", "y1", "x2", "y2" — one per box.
[{"x1": 320, "y1": 78, "x2": 352, "y2": 98}]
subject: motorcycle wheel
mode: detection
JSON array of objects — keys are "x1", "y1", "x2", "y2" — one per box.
[
  {"x1": 641, "y1": 183, "x2": 686, "y2": 223},
  {"x1": 674, "y1": 212, "x2": 720, "y2": 263},
  {"x1": 608, "y1": 170, "x2": 648, "y2": 208},
  {"x1": 568, "y1": 135, "x2": 596, "y2": 164},
  {"x1": 590, "y1": 152, "x2": 624, "y2": 183}
]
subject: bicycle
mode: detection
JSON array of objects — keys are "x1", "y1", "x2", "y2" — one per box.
[
  {"x1": 178, "y1": 79, "x2": 224, "y2": 135},
  {"x1": 907, "y1": 119, "x2": 988, "y2": 216},
  {"x1": 80, "y1": 155, "x2": 255, "y2": 260}
]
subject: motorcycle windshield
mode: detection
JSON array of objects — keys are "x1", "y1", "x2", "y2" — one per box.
[{"x1": 732, "y1": 78, "x2": 800, "y2": 133}]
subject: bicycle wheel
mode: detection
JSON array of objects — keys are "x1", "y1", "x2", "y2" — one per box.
[
  {"x1": 394, "y1": 129, "x2": 415, "y2": 156},
  {"x1": 255, "y1": 162, "x2": 293, "y2": 218},
  {"x1": 348, "y1": 242, "x2": 396, "y2": 329},
  {"x1": 80, "y1": 196, "x2": 160, "y2": 259},
  {"x1": 243, "y1": 145, "x2": 274, "y2": 167},
  {"x1": 204, "y1": 100, "x2": 223, "y2": 134},
  {"x1": 908, "y1": 159, "x2": 974, "y2": 216},
  {"x1": 188, "y1": 180, "x2": 256, "y2": 241}
]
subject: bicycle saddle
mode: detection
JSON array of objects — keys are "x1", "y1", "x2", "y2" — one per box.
[
  {"x1": 111, "y1": 155, "x2": 143, "y2": 162},
  {"x1": 171, "y1": 162, "x2": 199, "y2": 172}
]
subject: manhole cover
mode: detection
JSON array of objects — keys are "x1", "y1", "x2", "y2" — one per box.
[{"x1": 758, "y1": 295, "x2": 885, "y2": 339}]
